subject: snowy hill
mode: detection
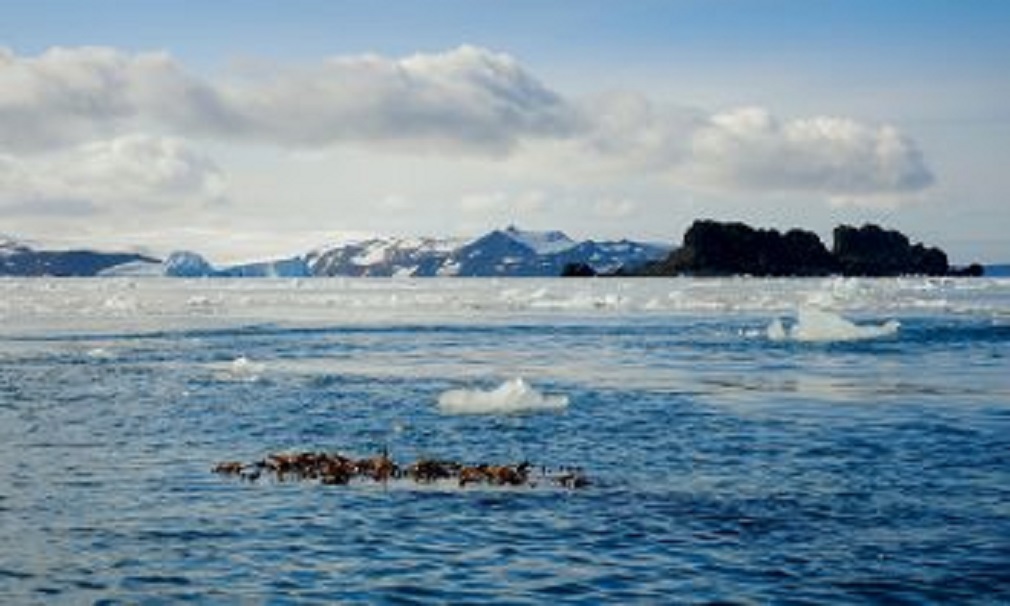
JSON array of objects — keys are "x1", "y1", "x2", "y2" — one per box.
[
  {"x1": 1, "y1": 236, "x2": 34, "y2": 256},
  {"x1": 0, "y1": 239, "x2": 158, "y2": 277},
  {"x1": 219, "y1": 256, "x2": 311, "y2": 278},
  {"x1": 99, "y1": 251, "x2": 311, "y2": 278}
]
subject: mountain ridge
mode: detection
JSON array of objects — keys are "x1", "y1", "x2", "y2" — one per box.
[
  {"x1": 2, "y1": 223, "x2": 991, "y2": 278},
  {"x1": 1, "y1": 227, "x2": 669, "y2": 277},
  {"x1": 307, "y1": 226, "x2": 668, "y2": 277}
]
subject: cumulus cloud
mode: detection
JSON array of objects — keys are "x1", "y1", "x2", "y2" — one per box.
[
  {"x1": 0, "y1": 46, "x2": 225, "y2": 152},
  {"x1": 0, "y1": 47, "x2": 128, "y2": 151},
  {"x1": 0, "y1": 45, "x2": 934, "y2": 206},
  {"x1": 682, "y1": 107, "x2": 934, "y2": 197},
  {"x1": 577, "y1": 92, "x2": 703, "y2": 172},
  {"x1": 571, "y1": 99, "x2": 934, "y2": 203},
  {"x1": 0, "y1": 45, "x2": 575, "y2": 155},
  {"x1": 226, "y1": 46, "x2": 576, "y2": 152},
  {"x1": 0, "y1": 134, "x2": 225, "y2": 216},
  {"x1": 63, "y1": 134, "x2": 226, "y2": 201}
]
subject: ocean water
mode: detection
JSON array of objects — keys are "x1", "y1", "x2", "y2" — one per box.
[{"x1": 0, "y1": 277, "x2": 1008, "y2": 604}]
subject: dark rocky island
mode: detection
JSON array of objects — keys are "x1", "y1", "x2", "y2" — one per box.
[{"x1": 630, "y1": 220, "x2": 978, "y2": 277}]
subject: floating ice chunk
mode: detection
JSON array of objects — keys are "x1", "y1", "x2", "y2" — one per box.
[
  {"x1": 102, "y1": 295, "x2": 137, "y2": 312},
  {"x1": 437, "y1": 378, "x2": 569, "y2": 415},
  {"x1": 766, "y1": 319, "x2": 788, "y2": 341},
  {"x1": 217, "y1": 355, "x2": 266, "y2": 382},
  {"x1": 769, "y1": 307, "x2": 899, "y2": 342},
  {"x1": 186, "y1": 295, "x2": 216, "y2": 307}
]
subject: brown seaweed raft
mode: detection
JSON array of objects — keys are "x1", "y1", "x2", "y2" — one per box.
[{"x1": 213, "y1": 450, "x2": 590, "y2": 489}]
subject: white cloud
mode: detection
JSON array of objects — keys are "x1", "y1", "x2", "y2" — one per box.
[
  {"x1": 228, "y1": 45, "x2": 577, "y2": 152},
  {"x1": 514, "y1": 95, "x2": 933, "y2": 205},
  {"x1": 459, "y1": 189, "x2": 549, "y2": 216},
  {"x1": 0, "y1": 45, "x2": 576, "y2": 155},
  {"x1": 0, "y1": 44, "x2": 935, "y2": 217},
  {"x1": 593, "y1": 197, "x2": 638, "y2": 219},
  {"x1": 0, "y1": 47, "x2": 127, "y2": 151},
  {"x1": 459, "y1": 191, "x2": 508, "y2": 214},
  {"x1": 0, "y1": 134, "x2": 225, "y2": 215},
  {"x1": 682, "y1": 107, "x2": 934, "y2": 198},
  {"x1": 576, "y1": 92, "x2": 701, "y2": 172},
  {"x1": 513, "y1": 190, "x2": 548, "y2": 214},
  {"x1": 65, "y1": 134, "x2": 226, "y2": 203}
]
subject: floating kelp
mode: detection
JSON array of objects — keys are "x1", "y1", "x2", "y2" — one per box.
[{"x1": 213, "y1": 450, "x2": 589, "y2": 489}]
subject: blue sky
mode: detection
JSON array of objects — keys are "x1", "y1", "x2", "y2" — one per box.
[{"x1": 1, "y1": 1, "x2": 1008, "y2": 262}]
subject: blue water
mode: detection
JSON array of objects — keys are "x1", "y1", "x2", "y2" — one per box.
[{"x1": 0, "y1": 278, "x2": 1008, "y2": 603}]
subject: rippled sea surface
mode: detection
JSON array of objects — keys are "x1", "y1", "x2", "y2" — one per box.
[{"x1": 1, "y1": 277, "x2": 1008, "y2": 604}]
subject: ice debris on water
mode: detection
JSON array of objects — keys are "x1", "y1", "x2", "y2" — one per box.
[
  {"x1": 437, "y1": 377, "x2": 569, "y2": 415},
  {"x1": 768, "y1": 307, "x2": 900, "y2": 342},
  {"x1": 215, "y1": 355, "x2": 266, "y2": 382},
  {"x1": 86, "y1": 347, "x2": 110, "y2": 358}
]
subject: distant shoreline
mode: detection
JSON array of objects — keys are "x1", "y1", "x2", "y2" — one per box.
[{"x1": 2, "y1": 222, "x2": 995, "y2": 278}]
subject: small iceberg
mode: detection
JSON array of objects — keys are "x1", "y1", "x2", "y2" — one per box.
[
  {"x1": 437, "y1": 378, "x2": 569, "y2": 415},
  {"x1": 768, "y1": 307, "x2": 899, "y2": 343},
  {"x1": 86, "y1": 347, "x2": 112, "y2": 359},
  {"x1": 216, "y1": 355, "x2": 266, "y2": 382}
]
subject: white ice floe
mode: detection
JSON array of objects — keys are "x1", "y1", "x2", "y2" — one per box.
[
  {"x1": 216, "y1": 355, "x2": 267, "y2": 382},
  {"x1": 102, "y1": 295, "x2": 138, "y2": 312},
  {"x1": 768, "y1": 307, "x2": 900, "y2": 342},
  {"x1": 437, "y1": 377, "x2": 569, "y2": 415}
]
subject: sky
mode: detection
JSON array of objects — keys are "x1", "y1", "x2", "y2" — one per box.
[{"x1": 1, "y1": 0, "x2": 1008, "y2": 263}]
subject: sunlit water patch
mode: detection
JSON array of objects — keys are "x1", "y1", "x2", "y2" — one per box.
[{"x1": 0, "y1": 278, "x2": 1008, "y2": 603}]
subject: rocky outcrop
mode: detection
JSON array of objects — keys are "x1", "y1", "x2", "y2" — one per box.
[
  {"x1": 561, "y1": 262, "x2": 597, "y2": 277},
  {"x1": 639, "y1": 220, "x2": 961, "y2": 277},
  {"x1": 642, "y1": 220, "x2": 836, "y2": 277},
  {"x1": 833, "y1": 224, "x2": 948, "y2": 276}
]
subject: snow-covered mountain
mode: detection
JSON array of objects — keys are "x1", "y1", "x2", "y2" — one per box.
[
  {"x1": 100, "y1": 251, "x2": 311, "y2": 278},
  {"x1": 220, "y1": 257, "x2": 311, "y2": 278},
  {"x1": 2, "y1": 227, "x2": 670, "y2": 278},
  {"x1": 307, "y1": 236, "x2": 461, "y2": 277},
  {"x1": 309, "y1": 227, "x2": 670, "y2": 277}
]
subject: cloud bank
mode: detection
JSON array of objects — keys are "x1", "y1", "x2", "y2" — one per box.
[
  {"x1": 685, "y1": 107, "x2": 934, "y2": 196},
  {"x1": 0, "y1": 134, "x2": 225, "y2": 215},
  {"x1": 0, "y1": 45, "x2": 934, "y2": 219},
  {"x1": 0, "y1": 45, "x2": 575, "y2": 155},
  {"x1": 572, "y1": 96, "x2": 932, "y2": 199}
]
